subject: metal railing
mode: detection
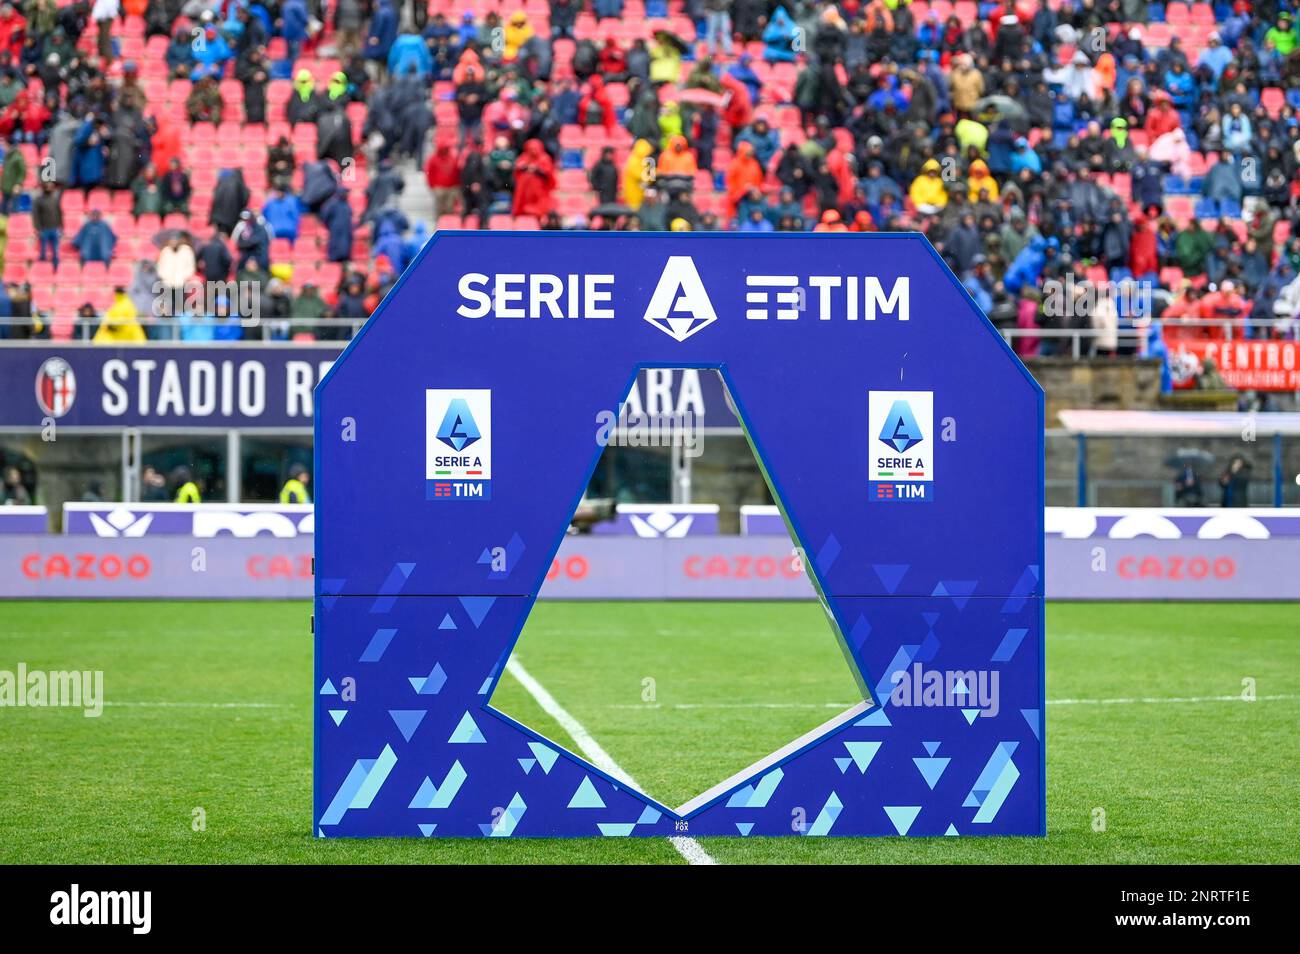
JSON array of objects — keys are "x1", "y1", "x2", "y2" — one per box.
[
  {"x1": 0, "y1": 316, "x2": 368, "y2": 341},
  {"x1": 998, "y1": 318, "x2": 1297, "y2": 359}
]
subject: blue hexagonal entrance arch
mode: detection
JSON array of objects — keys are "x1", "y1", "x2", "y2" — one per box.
[{"x1": 314, "y1": 232, "x2": 1044, "y2": 838}]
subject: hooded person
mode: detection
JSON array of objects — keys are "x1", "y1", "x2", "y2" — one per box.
[
  {"x1": 320, "y1": 187, "x2": 354, "y2": 263},
  {"x1": 657, "y1": 135, "x2": 697, "y2": 177},
  {"x1": 658, "y1": 100, "x2": 683, "y2": 149},
  {"x1": 814, "y1": 208, "x2": 849, "y2": 232},
  {"x1": 511, "y1": 139, "x2": 556, "y2": 217},
  {"x1": 503, "y1": 11, "x2": 534, "y2": 61},
  {"x1": 287, "y1": 68, "x2": 320, "y2": 125},
  {"x1": 300, "y1": 160, "x2": 340, "y2": 214},
  {"x1": 622, "y1": 138, "x2": 655, "y2": 210},
  {"x1": 209, "y1": 168, "x2": 250, "y2": 235},
  {"x1": 724, "y1": 140, "x2": 765, "y2": 219},
  {"x1": 93, "y1": 287, "x2": 147, "y2": 344},
  {"x1": 762, "y1": 7, "x2": 798, "y2": 62},
  {"x1": 966, "y1": 158, "x2": 999, "y2": 203},
  {"x1": 364, "y1": 0, "x2": 398, "y2": 67},
  {"x1": 909, "y1": 158, "x2": 949, "y2": 213},
  {"x1": 388, "y1": 31, "x2": 433, "y2": 79}
]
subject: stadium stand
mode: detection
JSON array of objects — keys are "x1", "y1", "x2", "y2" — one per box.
[{"x1": 0, "y1": 0, "x2": 1296, "y2": 370}]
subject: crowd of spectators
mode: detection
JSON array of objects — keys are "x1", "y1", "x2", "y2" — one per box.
[{"x1": 0, "y1": 0, "x2": 1296, "y2": 366}]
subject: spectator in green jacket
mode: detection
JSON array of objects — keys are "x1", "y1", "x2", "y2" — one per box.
[
  {"x1": 1175, "y1": 220, "x2": 1215, "y2": 277},
  {"x1": 1265, "y1": 13, "x2": 1298, "y2": 57},
  {"x1": 0, "y1": 139, "x2": 25, "y2": 214}
]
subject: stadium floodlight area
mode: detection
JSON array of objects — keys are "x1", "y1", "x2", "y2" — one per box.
[{"x1": 313, "y1": 232, "x2": 1045, "y2": 837}]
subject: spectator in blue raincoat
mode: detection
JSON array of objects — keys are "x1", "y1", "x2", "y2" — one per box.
[
  {"x1": 388, "y1": 32, "x2": 433, "y2": 79},
  {"x1": 727, "y1": 54, "x2": 762, "y2": 107},
  {"x1": 1009, "y1": 137, "x2": 1042, "y2": 175},
  {"x1": 262, "y1": 188, "x2": 302, "y2": 243},
  {"x1": 365, "y1": 0, "x2": 399, "y2": 69},
  {"x1": 762, "y1": 6, "x2": 798, "y2": 63},
  {"x1": 735, "y1": 117, "x2": 781, "y2": 168},
  {"x1": 279, "y1": 0, "x2": 310, "y2": 62},
  {"x1": 190, "y1": 25, "x2": 233, "y2": 80},
  {"x1": 372, "y1": 219, "x2": 405, "y2": 267},
  {"x1": 321, "y1": 188, "x2": 354, "y2": 262},
  {"x1": 1003, "y1": 235, "x2": 1058, "y2": 295},
  {"x1": 1163, "y1": 61, "x2": 1196, "y2": 111},
  {"x1": 72, "y1": 209, "x2": 116, "y2": 264},
  {"x1": 72, "y1": 116, "x2": 108, "y2": 187},
  {"x1": 1196, "y1": 32, "x2": 1232, "y2": 83},
  {"x1": 867, "y1": 74, "x2": 908, "y2": 112}
]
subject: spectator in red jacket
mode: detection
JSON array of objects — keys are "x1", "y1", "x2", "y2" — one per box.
[
  {"x1": 578, "y1": 74, "x2": 615, "y2": 133},
  {"x1": 0, "y1": 4, "x2": 25, "y2": 60},
  {"x1": 424, "y1": 142, "x2": 461, "y2": 217},
  {"x1": 1144, "y1": 93, "x2": 1181, "y2": 140},
  {"x1": 598, "y1": 38, "x2": 627, "y2": 80},
  {"x1": 511, "y1": 139, "x2": 555, "y2": 217},
  {"x1": 1129, "y1": 212, "x2": 1159, "y2": 281}
]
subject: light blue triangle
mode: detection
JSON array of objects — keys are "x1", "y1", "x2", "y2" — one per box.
[
  {"x1": 528, "y1": 741, "x2": 559, "y2": 774},
  {"x1": 408, "y1": 677, "x2": 426, "y2": 693},
  {"x1": 963, "y1": 791, "x2": 982, "y2": 808},
  {"x1": 923, "y1": 740, "x2": 941, "y2": 756},
  {"x1": 637, "y1": 806, "x2": 662, "y2": 825},
  {"x1": 913, "y1": 756, "x2": 951, "y2": 789},
  {"x1": 457, "y1": 596, "x2": 496, "y2": 628},
  {"x1": 518, "y1": 758, "x2": 536, "y2": 774},
  {"x1": 872, "y1": 564, "x2": 909, "y2": 594},
  {"x1": 448, "y1": 711, "x2": 486, "y2": 743},
  {"x1": 884, "y1": 805, "x2": 922, "y2": 836},
  {"x1": 415, "y1": 662, "x2": 447, "y2": 695},
  {"x1": 951, "y1": 677, "x2": 970, "y2": 696},
  {"x1": 1021, "y1": 707, "x2": 1041, "y2": 740},
  {"x1": 438, "y1": 614, "x2": 457, "y2": 630},
  {"x1": 735, "y1": 822, "x2": 754, "y2": 836},
  {"x1": 328, "y1": 709, "x2": 347, "y2": 726},
  {"x1": 389, "y1": 709, "x2": 427, "y2": 742},
  {"x1": 844, "y1": 740, "x2": 882, "y2": 773},
  {"x1": 597, "y1": 823, "x2": 636, "y2": 836},
  {"x1": 962, "y1": 708, "x2": 981, "y2": 725},
  {"x1": 855, "y1": 707, "x2": 892, "y2": 727},
  {"x1": 319, "y1": 679, "x2": 338, "y2": 696},
  {"x1": 834, "y1": 757, "x2": 851, "y2": 773},
  {"x1": 418, "y1": 823, "x2": 436, "y2": 836},
  {"x1": 945, "y1": 823, "x2": 959, "y2": 836},
  {"x1": 568, "y1": 776, "x2": 606, "y2": 809}
]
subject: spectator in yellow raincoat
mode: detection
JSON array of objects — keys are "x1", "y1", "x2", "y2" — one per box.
[
  {"x1": 503, "y1": 12, "x2": 534, "y2": 61},
  {"x1": 93, "y1": 287, "x2": 147, "y2": 344},
  {"x1": 623, "y1": 139, "x2": 655, "y2": 210},
  {"x1": 966, "y1": 158, "x2": 1000, "y2": 202},
  {"x1": 649, "y1": 36, "x2": 683, "y2": 85},
  {"x1": 908, "y1": 158, "x2": 949, "y2": 214}
]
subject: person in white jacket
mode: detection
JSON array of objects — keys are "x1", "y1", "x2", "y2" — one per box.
[
  {"x1": 91, "y1": 0, "x2": 120, "y2": 60},
  {"x1": 157, "y1": 235, "x2": 197, "y2": 311}
]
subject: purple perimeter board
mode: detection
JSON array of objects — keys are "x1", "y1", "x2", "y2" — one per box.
[{"x1": 313, "y1": 232, "x2": 1045, "y2": 838}]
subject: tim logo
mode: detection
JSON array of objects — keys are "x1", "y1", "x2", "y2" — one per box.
[
  {"x1": 642, "y1": 256, "x2": 718, "y2": 342},
  {"x1": 426, "y1": 390, "x2": 492, "y2": 501},
  {"x1": 35, "y1": 357, "x2": 77, "y2": 418},
  {"x1": 868, "y1": 390, "x2": 934, "y2": 503}
]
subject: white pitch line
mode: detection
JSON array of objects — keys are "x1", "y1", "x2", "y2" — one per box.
[
  {"x1": 605, "y1": 694, "x2": 1299, "y2": 710},
  {"x1": 1046, "y1": 693, "x2": 1297, "y2": 706},
  {"x1": 103, "y1": 701, "x2": 289, "y2": 708},
  {"x1": 504, "y1": 657, "x2": 718, "y2": 866}
]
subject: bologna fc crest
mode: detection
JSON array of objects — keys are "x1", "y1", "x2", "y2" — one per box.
[{"x1": 35, "y1": 357, "x2": 77, "y2": 418}]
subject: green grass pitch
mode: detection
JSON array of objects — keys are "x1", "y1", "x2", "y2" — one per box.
[{"x1": 0, "y1": 600, "x2": 1295, "y2": 864}]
